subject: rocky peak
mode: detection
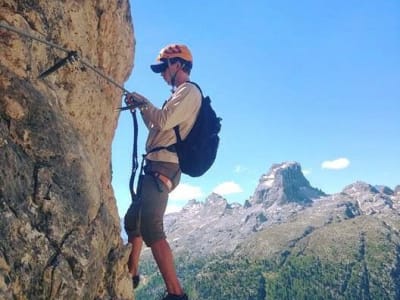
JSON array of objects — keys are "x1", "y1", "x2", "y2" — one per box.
[
  {"x1": 205, "y1": 192, "x2": 227, "y2": 206},
  {"x1": 181, "y1": 194, "x2": 228, "y2": 213},
  {"x1": 182, "y1": 199, "x2": 203, "y2": 211},
  {"x1": 196, "y1": 193, "x2": 228, "y2": 218},
  {"x1": 342, "y1": 181, "x2": 379, "y2": 195},
  {"x1": 394, "y1": 185, "x2": 400, "y2": 195},
  {"x1": 251, "y1": 162, "x2": 325, "y2": 207},
  {"x1": 341, "y1": 181, "x2": 396, "y2": 215},
  {"x1": 374, "y1": 185, "x2": 394, "y2": 196}
]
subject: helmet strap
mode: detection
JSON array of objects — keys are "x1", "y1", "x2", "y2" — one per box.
[{"x1": 167, "y1": 59, "x2": 185, "y2": 92}]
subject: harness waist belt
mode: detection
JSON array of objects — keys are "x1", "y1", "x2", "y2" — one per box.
[
  {"x1": 152, "y1": 172, "x2": 173, "y2": 192},
  {"x1": 148, "y1": 144, "x2": 177, "y2": 154}
]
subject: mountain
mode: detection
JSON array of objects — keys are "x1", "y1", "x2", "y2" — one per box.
[
  {"x1": 136, "y1": 162, "x2": 400, "y2": 300},
  {"x1": 251, "y1": 161, "x2": 325, "y2": 206}
]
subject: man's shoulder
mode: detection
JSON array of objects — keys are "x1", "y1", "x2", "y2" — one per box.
[
  {"x1": 179, "y1": 81, "x2": 197, "y2": 90},
  {"x1": 180, "y1": 81, "x2": 202, "y2": 100}
]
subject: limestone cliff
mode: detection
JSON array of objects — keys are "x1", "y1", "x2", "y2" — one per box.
[{"x1": 0, "y1": 1, "x2": 134, "y2": 299}]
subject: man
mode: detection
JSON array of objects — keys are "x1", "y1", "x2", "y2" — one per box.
[{"x1": 124, "y1": 44, "x2": 201, "y2": 300}]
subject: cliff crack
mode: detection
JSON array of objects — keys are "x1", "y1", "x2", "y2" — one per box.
[
  {"x1": 41, "y1": 228, "x2": 79, "y2": 299},
  {"x1": 32, "y1": 163, "x2": 53, "y2": 204}
]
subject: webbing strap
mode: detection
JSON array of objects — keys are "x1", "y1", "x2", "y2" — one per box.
[
  {"x1": 148, "y1": 144, "x2": 176, "y2": 154},
  {"x1": 172, "y1": 81, "x2": 203, "y2": 144},
  {"x1": 126, "y1": 97, "x2": 139, "y2": 203}
]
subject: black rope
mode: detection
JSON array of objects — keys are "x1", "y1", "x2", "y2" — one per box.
[{"x1": 124, "y1": 95, "x2": 139, "y2": 202}]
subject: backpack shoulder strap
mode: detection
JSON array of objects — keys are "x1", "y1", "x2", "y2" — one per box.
[
  {"x1": 173, "y1": 126, "x2": 182, "y2": 143},
  {"x1": 186, "y1": 80, "x2": 204, "y2": 97},
  {"x1": 173, "y1": 81, "x2": 204, "y2": 143}
]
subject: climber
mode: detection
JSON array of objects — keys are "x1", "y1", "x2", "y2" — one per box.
[{"x1": 124, "y1": 44, "x2": 201, "y2": 300}]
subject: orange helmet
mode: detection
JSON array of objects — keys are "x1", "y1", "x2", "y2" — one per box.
[{"x1": 151, "y1": 44, "x2": 192, "y2": 73}]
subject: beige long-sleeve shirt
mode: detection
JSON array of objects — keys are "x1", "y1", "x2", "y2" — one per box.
[{"x1": 140, "y1": 82, "x2": 202, "y2": 163}]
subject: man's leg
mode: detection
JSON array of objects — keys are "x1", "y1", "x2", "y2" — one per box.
[
  {"x1": 141, "y1": 161, "x2": 184, "y2": 295},
  {"x1": 151, "y1": 238, "x2": 184, "y2": 296},
  {"x1": 128, "y1": 236, "x2": 143, "y2": 277},
  {"x1": 124, "y1": 193, "x2": 143, "y2": 288}
]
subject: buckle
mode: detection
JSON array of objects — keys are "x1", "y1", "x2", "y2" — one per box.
[{"x1": 153, "y1": 172, "x2": 173, "y2": 192}]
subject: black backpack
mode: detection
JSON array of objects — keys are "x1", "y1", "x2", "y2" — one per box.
[{"x1": 173, "y1": 81, "x2": 222, "y2": 177}]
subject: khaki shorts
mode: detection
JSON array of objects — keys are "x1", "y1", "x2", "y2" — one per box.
[{"x1": 124, "y1": 160, "x2": 180, "y2": 246}]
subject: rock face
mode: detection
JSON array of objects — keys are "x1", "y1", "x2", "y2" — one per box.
[
  {"x1": 251, "y1": 161, "x2": 325, "y2": 206},
  {"x1": 0, "y1": 1, "x2": 134, "y2": 299}
]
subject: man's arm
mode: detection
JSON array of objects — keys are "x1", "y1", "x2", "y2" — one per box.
[{"x1": 140, "y1": 84, "x2": 201, "y2": 131}]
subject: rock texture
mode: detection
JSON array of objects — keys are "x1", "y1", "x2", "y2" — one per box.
[{"x1": 0, "y1": 1, "x2": 134, "y2": 299}]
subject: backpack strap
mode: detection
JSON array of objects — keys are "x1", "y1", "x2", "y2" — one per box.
[
  {"x1": 148, "y1": 144, "x2": 176, "y2": 154},
  {"x1": 172, "y1": 81, "x2": 204, "y2": 143},
  {"x1": 148, "y1": 81, "x2": 202, "y2": 154},
  {"x1": 186, "y1": 81, "x2": 204, "y2": 97},
  {"x1": 173, "y1": 126, "x2": 182, "y2": 143}
]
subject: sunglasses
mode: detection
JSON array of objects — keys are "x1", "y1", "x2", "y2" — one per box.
[
  {"x1": 160, "y1": 58, "x2": 181, "y2": 72},
  {"x1": 159, "y1": 62, "x2": 169, "y2": 73}
]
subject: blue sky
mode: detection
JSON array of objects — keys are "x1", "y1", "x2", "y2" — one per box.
[{"x1": 112, "y1": 0, "x2": 400, "y2": 217}]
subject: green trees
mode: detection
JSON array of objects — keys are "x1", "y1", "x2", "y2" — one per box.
[
  {"x1": 136, "y1": 251, "x2": 399, "y2": 300},
  {"x1": 135, "y1": 216, "x2": 400, "y2": 299}
]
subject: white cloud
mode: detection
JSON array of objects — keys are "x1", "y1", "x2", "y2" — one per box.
[
  {"x1": 213, "y1": 181, "x2": 243, "y2": 196},
  {"x1": 321, "y1": 158, "x2": 350, "y2": 170},
  {"x1": 169, "y1": 183, "x2": 203, "y2": 201},
  {"x1": 234, "y1": 165, "x2": 247, "y2": 173},
  {"x1": 302, "y1": 169, "x2": 311, "y2": 175}
]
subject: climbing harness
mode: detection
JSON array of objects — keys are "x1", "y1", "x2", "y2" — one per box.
[{"x1": 0, "y1": 22, "x2": 141, "y2": 202}]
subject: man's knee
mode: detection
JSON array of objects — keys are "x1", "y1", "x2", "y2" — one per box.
[
  {"x1": 141, "y1": 219, "x2": 166, "y2": 246},
  {"x1": 124, "y1": 203, "x2": 141, "y2": 239}
]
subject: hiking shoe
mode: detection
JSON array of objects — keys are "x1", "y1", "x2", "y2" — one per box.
[
  {"x1": 161, "y1": 293, "x2": 188, "y2": 300},
  {"x1": 132, "y1": 275, "x2": 140, "y2": 289}
]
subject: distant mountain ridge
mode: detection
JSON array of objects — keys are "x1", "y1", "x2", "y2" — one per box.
[
  {"x1": 136, "y1": 162, "x2": 400, "y2": 299},
  {"x1": 156, "y1": 161, "x2": 400, "y2": 256}
]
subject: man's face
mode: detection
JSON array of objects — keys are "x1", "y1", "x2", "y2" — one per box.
[{"x1": 161, "y1": 60, "x2": 180, "y2": 85}]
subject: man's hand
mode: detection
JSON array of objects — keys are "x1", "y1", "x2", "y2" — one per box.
[
  {"x1": 124, "y1": 94, "x2": 139, "y2": 110},
  {"x1": 130, "y1": 92, "x2": 148, "y2": 104},
  {"x1": 124, "y1": 92, "x2": 148, "y2": 111}
]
